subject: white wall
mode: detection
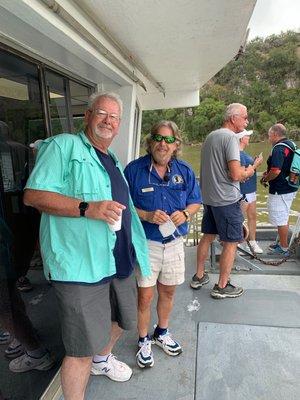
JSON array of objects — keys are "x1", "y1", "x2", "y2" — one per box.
[{"x1": 111, "y1": 85, "x2": 137, "y2": 166}]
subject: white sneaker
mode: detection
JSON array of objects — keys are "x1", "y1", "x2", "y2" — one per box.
[
  {"x1": 248, "y1": 240, "x2": 263, "y2": 254},
  {"x1": 91, "y1": 354, "x2": 132, "y2": 382},
  {"x1": 136, "y1": 338, "x2": 154, "y2": 368},
  {"x1": 9, "y1": 351, "x2": 55, "y2": 372},
  {"x1": 153, "y1": 330, "x2": 182, "y2": 356}
]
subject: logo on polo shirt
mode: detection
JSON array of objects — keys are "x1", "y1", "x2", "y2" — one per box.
[{"x1": 172, "y1": 174, "x2": 184, "y2": 184}]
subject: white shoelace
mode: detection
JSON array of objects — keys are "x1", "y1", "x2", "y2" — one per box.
[
  {"x1": 137, "y1": 340, "x2": 152, "y2": 357},
  {"x1": 158, "y1": 331, "x2": 176, "y2": 347}
]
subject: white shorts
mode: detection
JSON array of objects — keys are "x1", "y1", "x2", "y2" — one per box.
[
  {"x1": 267, "y1": 192, "x2": 297, "y2": 226},
  {"x1": 244, "y1": 192, "x2": 256, "y2": 204},
  {"x1": 136, "y1": 237, "x2": 185, "y2": 287}
]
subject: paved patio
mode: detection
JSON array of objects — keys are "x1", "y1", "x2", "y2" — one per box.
[{"x1": 82, "y1": 246, "x2": 300, "y2": 400}]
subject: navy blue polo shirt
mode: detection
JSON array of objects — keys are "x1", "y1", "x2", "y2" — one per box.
[
  {"x1": 124, "y1": 154, "x2": 202, "y2": 242},
  {"x1": 267, "y1": 139, "x2": 298, "y2": 195},
  {"x1": 240, "y1": 151, "x2": 257, "y2": 194},
  {"x1": 94, "y1": 148, "x2": 136, "y2": 280}
]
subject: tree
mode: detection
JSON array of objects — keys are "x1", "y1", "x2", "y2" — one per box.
[{"x1": 142, "y1": 31, "x2": 299, "y2": 143}]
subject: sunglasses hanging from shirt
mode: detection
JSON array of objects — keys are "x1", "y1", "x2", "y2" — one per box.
[{"x1": 148, "y1": 162, "x2": 171, "y2": 187}]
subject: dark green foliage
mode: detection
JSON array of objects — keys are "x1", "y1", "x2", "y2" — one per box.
[{"x1": 142, "y1": 31, "x2": 300, "y2": 142}]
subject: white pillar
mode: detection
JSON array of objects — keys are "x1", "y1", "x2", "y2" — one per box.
[{"x1": 112, "y1": 85, "x2": 138, "y2": 167}]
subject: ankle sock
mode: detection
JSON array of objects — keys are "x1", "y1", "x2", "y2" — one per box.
[
  {"x1": 93, "y1": 353, "x2": 110, "y2": 363},
  {"x1": 153, "y1": 326, "x2": 168, "y2": 338},
  {"x1": 138, "y1": 335, "x2": 150, "y2": 343}
]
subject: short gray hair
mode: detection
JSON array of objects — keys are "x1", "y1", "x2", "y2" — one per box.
[
  {"x1": 224, "y1": 103, "x2": 247, "y2": 121},
  {"x1": 144, "y1": 120, "x2": 182, "y2": 158},
  {"x1": 269, "y1": 123, "x2": 286, "y2": 137},
  {"x1": 88, "y1": 91, "x2": 123, "y2": 117}
]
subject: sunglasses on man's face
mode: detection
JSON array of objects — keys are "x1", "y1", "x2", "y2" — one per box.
[{"x1": 151, "y1": 134, "x2": 177, "y2": 144}]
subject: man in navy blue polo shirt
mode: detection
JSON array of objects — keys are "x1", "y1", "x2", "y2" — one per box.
[
  {"x1": 261, "y1": 123, "x2": 297, "y2": 256},
  {"x1": 124, "y1": 120, "x2": 201, "y2": 369}
]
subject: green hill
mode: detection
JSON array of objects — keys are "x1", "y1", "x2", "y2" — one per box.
[{"x1": 141, "y1": 31, "x2": 300, "y2": 143}]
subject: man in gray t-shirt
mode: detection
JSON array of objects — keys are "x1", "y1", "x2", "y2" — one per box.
[
  {"x1": 190, "y1": 103, "x2": 262, "y2": 299},
  {"x1": 200, "y1": 128, "x2": 241, "y2": 206}
]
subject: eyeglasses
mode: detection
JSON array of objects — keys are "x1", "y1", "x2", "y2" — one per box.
[
  {"x1": 92, "y1": 109, "x2": 120, "y2": 123},
  {"x1": 151, "y1": 134, "x2": 177, "y2": 144}
]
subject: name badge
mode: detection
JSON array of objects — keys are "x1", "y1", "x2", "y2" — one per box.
[{"x1": 142, "y1": 187, "x2": 154, "y2": 193}]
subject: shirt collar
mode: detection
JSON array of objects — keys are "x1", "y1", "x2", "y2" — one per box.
[{"x1": 78, "y1": 131, "x2": 120, "y2": 166}]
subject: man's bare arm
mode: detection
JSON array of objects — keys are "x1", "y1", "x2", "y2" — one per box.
[
  {"x1": 261, "y1": 169, "x2": 281, "y2": 183},
  {"x1": 228, "y1": 160, "x2": 255, "y2": 182},
  {"x1": 24, "y1": 189, "x2": 125, "y2": 223},
  {"x1": 170, "y1": 203, "x2": 201, "y2": 226}
]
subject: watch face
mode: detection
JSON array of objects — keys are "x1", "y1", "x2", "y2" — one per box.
[
  {"x1": 80, "y1": 202, "x2": 89, "y2": 211},
  {"x1": 79, "y1": 202, "x2": 89, "y2": 216}
]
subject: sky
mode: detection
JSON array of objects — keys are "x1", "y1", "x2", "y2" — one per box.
[{"x1": 248, "y1": 0, "x2": 300, "y2": 40}]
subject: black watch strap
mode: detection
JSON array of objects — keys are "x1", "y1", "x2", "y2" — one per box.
[
  {"x1": 182, "y1": 209, "x2": 190, "y2": 222},
  {"x1": 79, "y1": 202, "x2": 89, "y2": 217}
]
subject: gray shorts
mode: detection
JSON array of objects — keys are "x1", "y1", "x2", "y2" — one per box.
[{"x1": 52, "y1": 274, "x2": 137, "y2": 357}]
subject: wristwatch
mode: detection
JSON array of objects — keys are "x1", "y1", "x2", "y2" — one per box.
[
  {"x1": 79, "y1": 201, "x2": 89, "y2": 217},
  {"x1": 182, "y1": 209, "x2": 190, "y2": 222}
]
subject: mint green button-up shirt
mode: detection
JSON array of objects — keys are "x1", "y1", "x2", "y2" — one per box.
[{"x1": 25, "y1": 132, "x2": 151, "y2": 283}]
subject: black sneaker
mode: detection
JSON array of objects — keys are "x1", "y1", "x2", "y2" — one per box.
[
  {"x1": 16, "y1": 276, "x2": 33, "y2": 292},
  {"x1": 190, "y1": 273, "x2": 210, "y2": 290},
  {"x1": 211, "y1": 282, "x2": 244, "y2": 299}
]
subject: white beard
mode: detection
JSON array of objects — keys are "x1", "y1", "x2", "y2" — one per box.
[{"x1": 93, "y1": 126, "x2": 113, "y2": 140}]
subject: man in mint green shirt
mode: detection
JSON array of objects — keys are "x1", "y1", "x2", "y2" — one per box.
[{"x1": 24, "y1": 92, "x2": 150, "y2": 399}]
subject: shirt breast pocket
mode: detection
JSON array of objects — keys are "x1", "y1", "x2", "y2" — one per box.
[
  {"x1": 136, "y1": 190, "x2": 156, "y2": 210},
  {"x1": 69, "y1": 157, "x2": 100, "y2": 198},
  {"x1": 169, "y1": 186, "x2": 187, "y2": 209}
]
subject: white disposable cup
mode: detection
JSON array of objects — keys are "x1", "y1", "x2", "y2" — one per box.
[{"x1": 108, "y1": 210, "x2": 123, "y2": 232}]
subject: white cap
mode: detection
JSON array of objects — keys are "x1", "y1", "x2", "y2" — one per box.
[
  {"x1": 29, "y1": 139, "x2": 43, "y2": 149},
  {"x1": 236, "y1": 130, "x2": 253, "y2": 139}
]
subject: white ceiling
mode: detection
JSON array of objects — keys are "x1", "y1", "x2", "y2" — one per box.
[
  {"x1": 74, "y1": 0, "x2": 256, "y2": 95},
  {"x1": 0, "y1": 0, "x2": 257, "y2": 109}
]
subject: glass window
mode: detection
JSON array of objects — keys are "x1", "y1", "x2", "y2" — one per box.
[
  {"x1": 70, "y1": 80, "x2": 91, "y2": 132},
  {"x1": 0, "y1": 47, "x2": 95, "y2": 399},
  {"x1": 45, "y1": 70, "x2": 70, "y2": 134},
  {"x1": 0, "y1": 49, "x2": 63, "y2": 400}
]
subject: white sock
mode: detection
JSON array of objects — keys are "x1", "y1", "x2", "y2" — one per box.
[
  {"x1": 93, "y1": 353, "x2": 111, "y2": 363},
  {"x1": 280, "y1": 246, "x2": 288, "y2": 251}
]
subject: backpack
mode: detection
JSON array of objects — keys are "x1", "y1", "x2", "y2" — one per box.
[{"x1": 273, "y1": 140, "x2": 300, "y2": 189}]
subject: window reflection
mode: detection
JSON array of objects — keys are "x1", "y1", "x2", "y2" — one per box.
[
  {"x1": 70, "y1": 80, "x2": 91, "y2": 132},
  {"x1": 0, "y1": 50, "x2": 62, "y2": 400},
  {"x1": 45, "y1": 70, "x2": 70, "y2": 134},
  {"x1": 0, "y1": 48, "x2": 94, "y2": 399}
]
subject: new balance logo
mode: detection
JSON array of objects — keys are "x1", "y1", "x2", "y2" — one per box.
[{"x1": 101, "y1": 367, "x2": 111, "y2": 373}]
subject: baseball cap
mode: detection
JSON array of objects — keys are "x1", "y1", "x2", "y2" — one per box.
[{"x1": 236, "y1": 130, "x2": 253, "y2": 139}]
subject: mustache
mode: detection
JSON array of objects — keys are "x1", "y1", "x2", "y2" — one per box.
[{"x1": 97, "y1": 123, "x2": 112, "y2": 130}]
